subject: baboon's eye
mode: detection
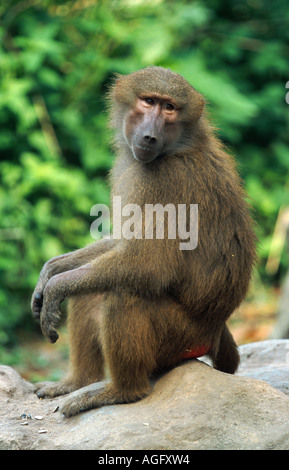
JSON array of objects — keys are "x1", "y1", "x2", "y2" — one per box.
[
  {"x1": 165, "y1": 103, "x2": 175, "y2": 111},
  {"x1": 143, "y1": 98, "x2": 155, "y2": 105}
]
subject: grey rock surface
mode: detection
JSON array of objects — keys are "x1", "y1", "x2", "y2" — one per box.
[
  {"x1": 238, "y1": 339, "x2": 289, "y2": 395},
  {"x1": 1, "y1": 340, "x2": 289, "y2": 450}
]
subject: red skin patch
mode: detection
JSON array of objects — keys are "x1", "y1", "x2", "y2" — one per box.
[{"x1": 181, "y1": 345, "x2": 210, "y2": 360}]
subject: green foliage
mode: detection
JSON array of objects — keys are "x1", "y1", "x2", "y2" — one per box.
[{"x1": 0, "y1": 0, "x2": 289, "y2": 352}]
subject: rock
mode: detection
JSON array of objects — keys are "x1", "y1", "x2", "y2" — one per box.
[
  {"x1": 0, "y1": 340, "x2": 289, "y2": 450},
  {"x1": 238, "y1": 339, "x2": 289, "y2": 396},
  {"x1": 0, "y1": 365, "x2": 34, "y2": 398}
]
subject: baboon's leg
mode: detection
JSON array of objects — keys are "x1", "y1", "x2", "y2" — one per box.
[{"x1": 35, "y1": 294, "x2": 105, "y2": 398}]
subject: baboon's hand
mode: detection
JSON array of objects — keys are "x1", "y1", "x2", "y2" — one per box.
[
  {"x1": 37, "y1": 276, "x2": 64, "y2": 343},
  {"x1": 31, "y1": 261, "x2": 55, "y2": 319},
  {"x1": 32, "y1": 261, "x2": 93, "y2": 342},
  {"x1": 31, "y1": 283, "x2": 45, "y2": 320}
]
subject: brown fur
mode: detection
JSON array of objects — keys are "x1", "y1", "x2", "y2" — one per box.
[{"x1": 31, "y1": 66, "x2": 256, "y2": 416}]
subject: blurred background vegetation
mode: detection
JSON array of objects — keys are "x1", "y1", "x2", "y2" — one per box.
[{"x1": 0, "y1": 0, "x2": 289, "y2": 381}]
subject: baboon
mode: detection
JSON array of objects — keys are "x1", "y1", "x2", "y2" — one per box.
[{"x1": 31, "y1": 66, "x2": 256, "y2": 416}]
